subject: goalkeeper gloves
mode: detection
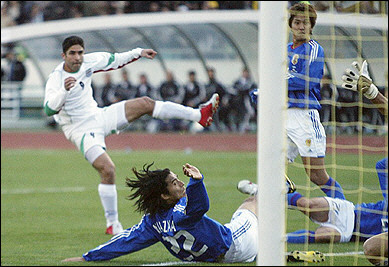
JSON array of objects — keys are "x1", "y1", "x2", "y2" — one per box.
[
  {"x1": 249, "y1": 88, "x2": 258, "y2": 105},
  {"x1": 341, "y1": 60, "x2": 379, "y2": 100}
]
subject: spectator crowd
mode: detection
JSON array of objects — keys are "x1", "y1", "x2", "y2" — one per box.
[
  {"x1": 1, "y1": 1, "x2": 386, "y2": 28},
  {"x1": 1, "y1": 1, "x2": 387, "y2": 135}
]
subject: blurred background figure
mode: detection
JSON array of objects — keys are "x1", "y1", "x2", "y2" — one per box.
[
  {"x1": 182, "y1": 70, "x2": 206, "y2": 132},
  {"x1": 319, "y1": 74, "x2": 338, "y2": 134},
  {"x1": 204, "y1": 66, "x2": 232, "y2": 132},
  {"x1": 100, "y1": 72, "x2": 118, "y2": 107},
  {"x1": 229, "y1": 67, "x2": 257, "y2": 133},
  {"x1": 157, "y1": 70, "x2": 185, "y2": 131},
  {"x1": 132, "y1": 72, "x2": 159, "y2": 132},
  {"x1": 3, "y1": 48, "x2": 26, "y2": 83},
  {"x1": 115, "y1": 68, "x2": 136, "y2": 101}
]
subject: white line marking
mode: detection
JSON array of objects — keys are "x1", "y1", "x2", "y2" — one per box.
[
  {"x1": 1, "y1": 187, "x2": 87, "y2": 195},
  {"x1": 324, "y1": 251, "x2": 364, "y2": 257},
  {"x1": 142, "y1": 252, "x2": 365, "y2": 266},
  {"x1": 142, "y1": 262, "x2": 197, "y2": 266}
]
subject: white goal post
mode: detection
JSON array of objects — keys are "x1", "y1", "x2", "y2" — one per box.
[{"x1": 257, "y1": 1, "x2": 288, "y2": 266}]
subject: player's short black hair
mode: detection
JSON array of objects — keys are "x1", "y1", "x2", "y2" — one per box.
[
  {"x1": 288, "y1": 2, "x2": 317, "y2": 33},
  {"x1": 125, "y1": 163, "x2": 172, "y2": 217},
  {"x1": 62, "y1": 36, "x2": 84, "y2": 53}
]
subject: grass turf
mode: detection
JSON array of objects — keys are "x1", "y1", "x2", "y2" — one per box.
[{"x1": 1, "y1": 148, "x2": 385, "y2": 266}]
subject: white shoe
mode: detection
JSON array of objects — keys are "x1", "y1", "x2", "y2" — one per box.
[
  {"x1": 237, "y1": 180, "x2": 258, "y2": 195},
  {"x1": 105, "y1": 222, "x2": 124, "y2": 235}
]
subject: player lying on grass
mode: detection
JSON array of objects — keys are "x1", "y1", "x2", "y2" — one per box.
[
  {"x1": 63, "y1": 163, "x2": 261, "y2": 263},
  {"x1": 238, "y1": 158, "x2": 387, "y2": 245},
  {"x1": 342, "y1": 59, "x2": 388, "y2": 266}
]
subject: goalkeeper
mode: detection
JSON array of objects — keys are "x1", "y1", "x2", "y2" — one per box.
[{"x1": 343, "y1": 60, "x2": 388, "y2": 266}]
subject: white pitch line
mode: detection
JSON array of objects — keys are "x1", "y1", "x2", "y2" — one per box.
[
  {"x1": 141, "y1": 252, "x2": 365, "y2": 266},
  {"x1": 324, "y1": 251, "x2": 364, "y2": 257},
  {"x1": 142, "y1": 262, "x2": 197, "y2": 266},
  {"x1": 1, "y1": 187, "x2": 87, "y2": 195}
]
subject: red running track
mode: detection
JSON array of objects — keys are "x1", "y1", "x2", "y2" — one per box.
[{"x1": 1, "y1": 131, "x2": 387, "y2": 154}]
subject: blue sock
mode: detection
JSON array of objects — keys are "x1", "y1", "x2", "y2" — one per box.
[
  {"x1": 320, "y1": 177, "x2": 345, "y2": 199},
  {"x1": 376, "y1": 158, "x2": 388, "y2": 201},
  {"x1": 287, "y1": 191, "x2": 303, "y2": 207},
  {"x1": 287, "y1": 229, "x2": 315, "y2": 243}
]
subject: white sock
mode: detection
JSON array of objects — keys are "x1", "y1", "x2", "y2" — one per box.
[
  {"x1": 152, "y1": 101, "x2": 201, "y2": 122},
  {"x1": 98, "y1": 184, "x2": 119, "y2": 227}
]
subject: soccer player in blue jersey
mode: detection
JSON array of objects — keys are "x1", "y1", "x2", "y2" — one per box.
[
  {"x1": 342, "y1": 59, "x2": 388, "y2": 265},
  {"x1": 285, "y1": 157, "x2": 387, "y2": 245},
  {"x1": 237, "y1": 157, "x2": 387, "y2": 245},
  {"x1": 251, "y1": 2, "x2": 345, "y2": 200},
  {"x1": 62, "y1": 163, "x2": 258, "y2": 263}
]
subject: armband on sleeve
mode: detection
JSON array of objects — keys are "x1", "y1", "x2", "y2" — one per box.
[{"x1": 43, "y1": 85, "x2": 69, "y2": 116}]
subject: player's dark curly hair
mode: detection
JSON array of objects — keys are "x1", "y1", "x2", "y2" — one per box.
[
  {"x1": 288, "y1": 2, "x2": 317, "y2": 34},
  {"x1": 125, "y1": 162, "x2": 172, "y2": 217},
  {"x1": 62, "y1": 36, "x2": 84, "y2": 53}
]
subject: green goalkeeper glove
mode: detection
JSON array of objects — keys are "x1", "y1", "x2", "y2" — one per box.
[{"x1": 341, "y1": 60, "x2": 379, "y2": 100}]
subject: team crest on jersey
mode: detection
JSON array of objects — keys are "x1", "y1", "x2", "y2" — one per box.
[
  {"x1": 305, "y1": 139, "x2": 311, "y2": 147},
  {"x1": 291, "y1": 54, "x2": 299, "y2": 65},
  {"x1": 86, "y1": 68, "x2": 92, "y2": 77}
]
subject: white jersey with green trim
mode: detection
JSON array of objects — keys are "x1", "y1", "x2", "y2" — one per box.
[{"x1": 43, "y1": 48, "x2": 143, "y2": 126}]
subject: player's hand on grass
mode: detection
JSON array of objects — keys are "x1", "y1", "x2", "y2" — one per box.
[
  {"x1": 62, "y1": 256, "x2": 85, "y2": 262},
  {"x1": 182, "y1": 163, "x2": 202, "y2": 180},
  {"x1": 141, "y1": 49, "x2": 157, "y2": 59},
  {"x1": 341, "y1": 60, "x2": 379, "y2": 99}
]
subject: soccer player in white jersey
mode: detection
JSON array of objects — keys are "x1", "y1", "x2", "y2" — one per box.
[
  {"x1": 62, "y1": 163, "x2": 258, "y2": 263},
  {"x1": 43, "y1": 36, "x2": 219, "y2": 235}
]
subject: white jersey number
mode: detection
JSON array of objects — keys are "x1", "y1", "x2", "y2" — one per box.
[{"x1": 162, "y1": 230, "x2": 208, "y2": 261}]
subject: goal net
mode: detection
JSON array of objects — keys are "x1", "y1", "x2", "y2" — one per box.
[{"x1": 258, "y1": 1, "x2": 388, "y2": 266}]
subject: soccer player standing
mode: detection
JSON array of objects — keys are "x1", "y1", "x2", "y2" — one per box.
[
  {"x1": 43, "y1": 36, "x2": 219, "y2": 235},
  {"x1": 286, "y1": 3, "x2": 344, "y2": 198},
  {"x1": 250, "y1": 3, "x2": 344, "y2": 198}
]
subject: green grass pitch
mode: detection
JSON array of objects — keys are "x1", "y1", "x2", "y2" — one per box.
[{"x1": 1, "y1": 148, "x2": 385, "y2": 266}]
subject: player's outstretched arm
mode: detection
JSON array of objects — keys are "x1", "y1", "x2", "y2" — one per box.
[
  {"x1": 341, "y1": 60, "x2": 387, "y2": 115},
  {"x1": 62, "y1": 256, "x2": 85, "y2": 262},
  {"x1": 182, "y1": 163, "x2": 202, "y2": 180},
  {"x1": 141, "y1": 49, "x2": 157, "y2": 59}
]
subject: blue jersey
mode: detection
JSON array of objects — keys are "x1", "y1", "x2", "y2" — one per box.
[
  {"x1": 354, "y1": 201, "x2": 387, "y2": 240},
  {"x1": 83, "y1": 177, "x2": 232, "y2": 262},
  {"x1": 287, "y1": 39, "x2": 324, "y2": 110},
  {"x1": 353, "y1": 158, "x2": 388, "y2": 240}
]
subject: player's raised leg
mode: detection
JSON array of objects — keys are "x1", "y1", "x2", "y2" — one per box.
[{"x1": 123, "y1": 94, "x2": 219, "y2": 127}]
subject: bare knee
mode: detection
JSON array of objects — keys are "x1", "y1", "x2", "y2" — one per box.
[
  {"x1": 314, "y1": 227, "x2": 341, "y2": 243},
  {"x1": 237, "y1": 196, "x2": 257, "y2": 216},
  {"x1": 137, "y1": 96, "x2": 155, "y2": 113},
  {"x1": 296, "y1": 197, "x2": 329, "y2": 221},
  {"x1": 125, "y1": 96, "x2": 155, "y2": 122},
  {"x1": 93, "y1": 158, "x2": 116, "y2": 184},
  {"x1": 363, "y1": 233, "x2": 388, "y2": 265}
]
